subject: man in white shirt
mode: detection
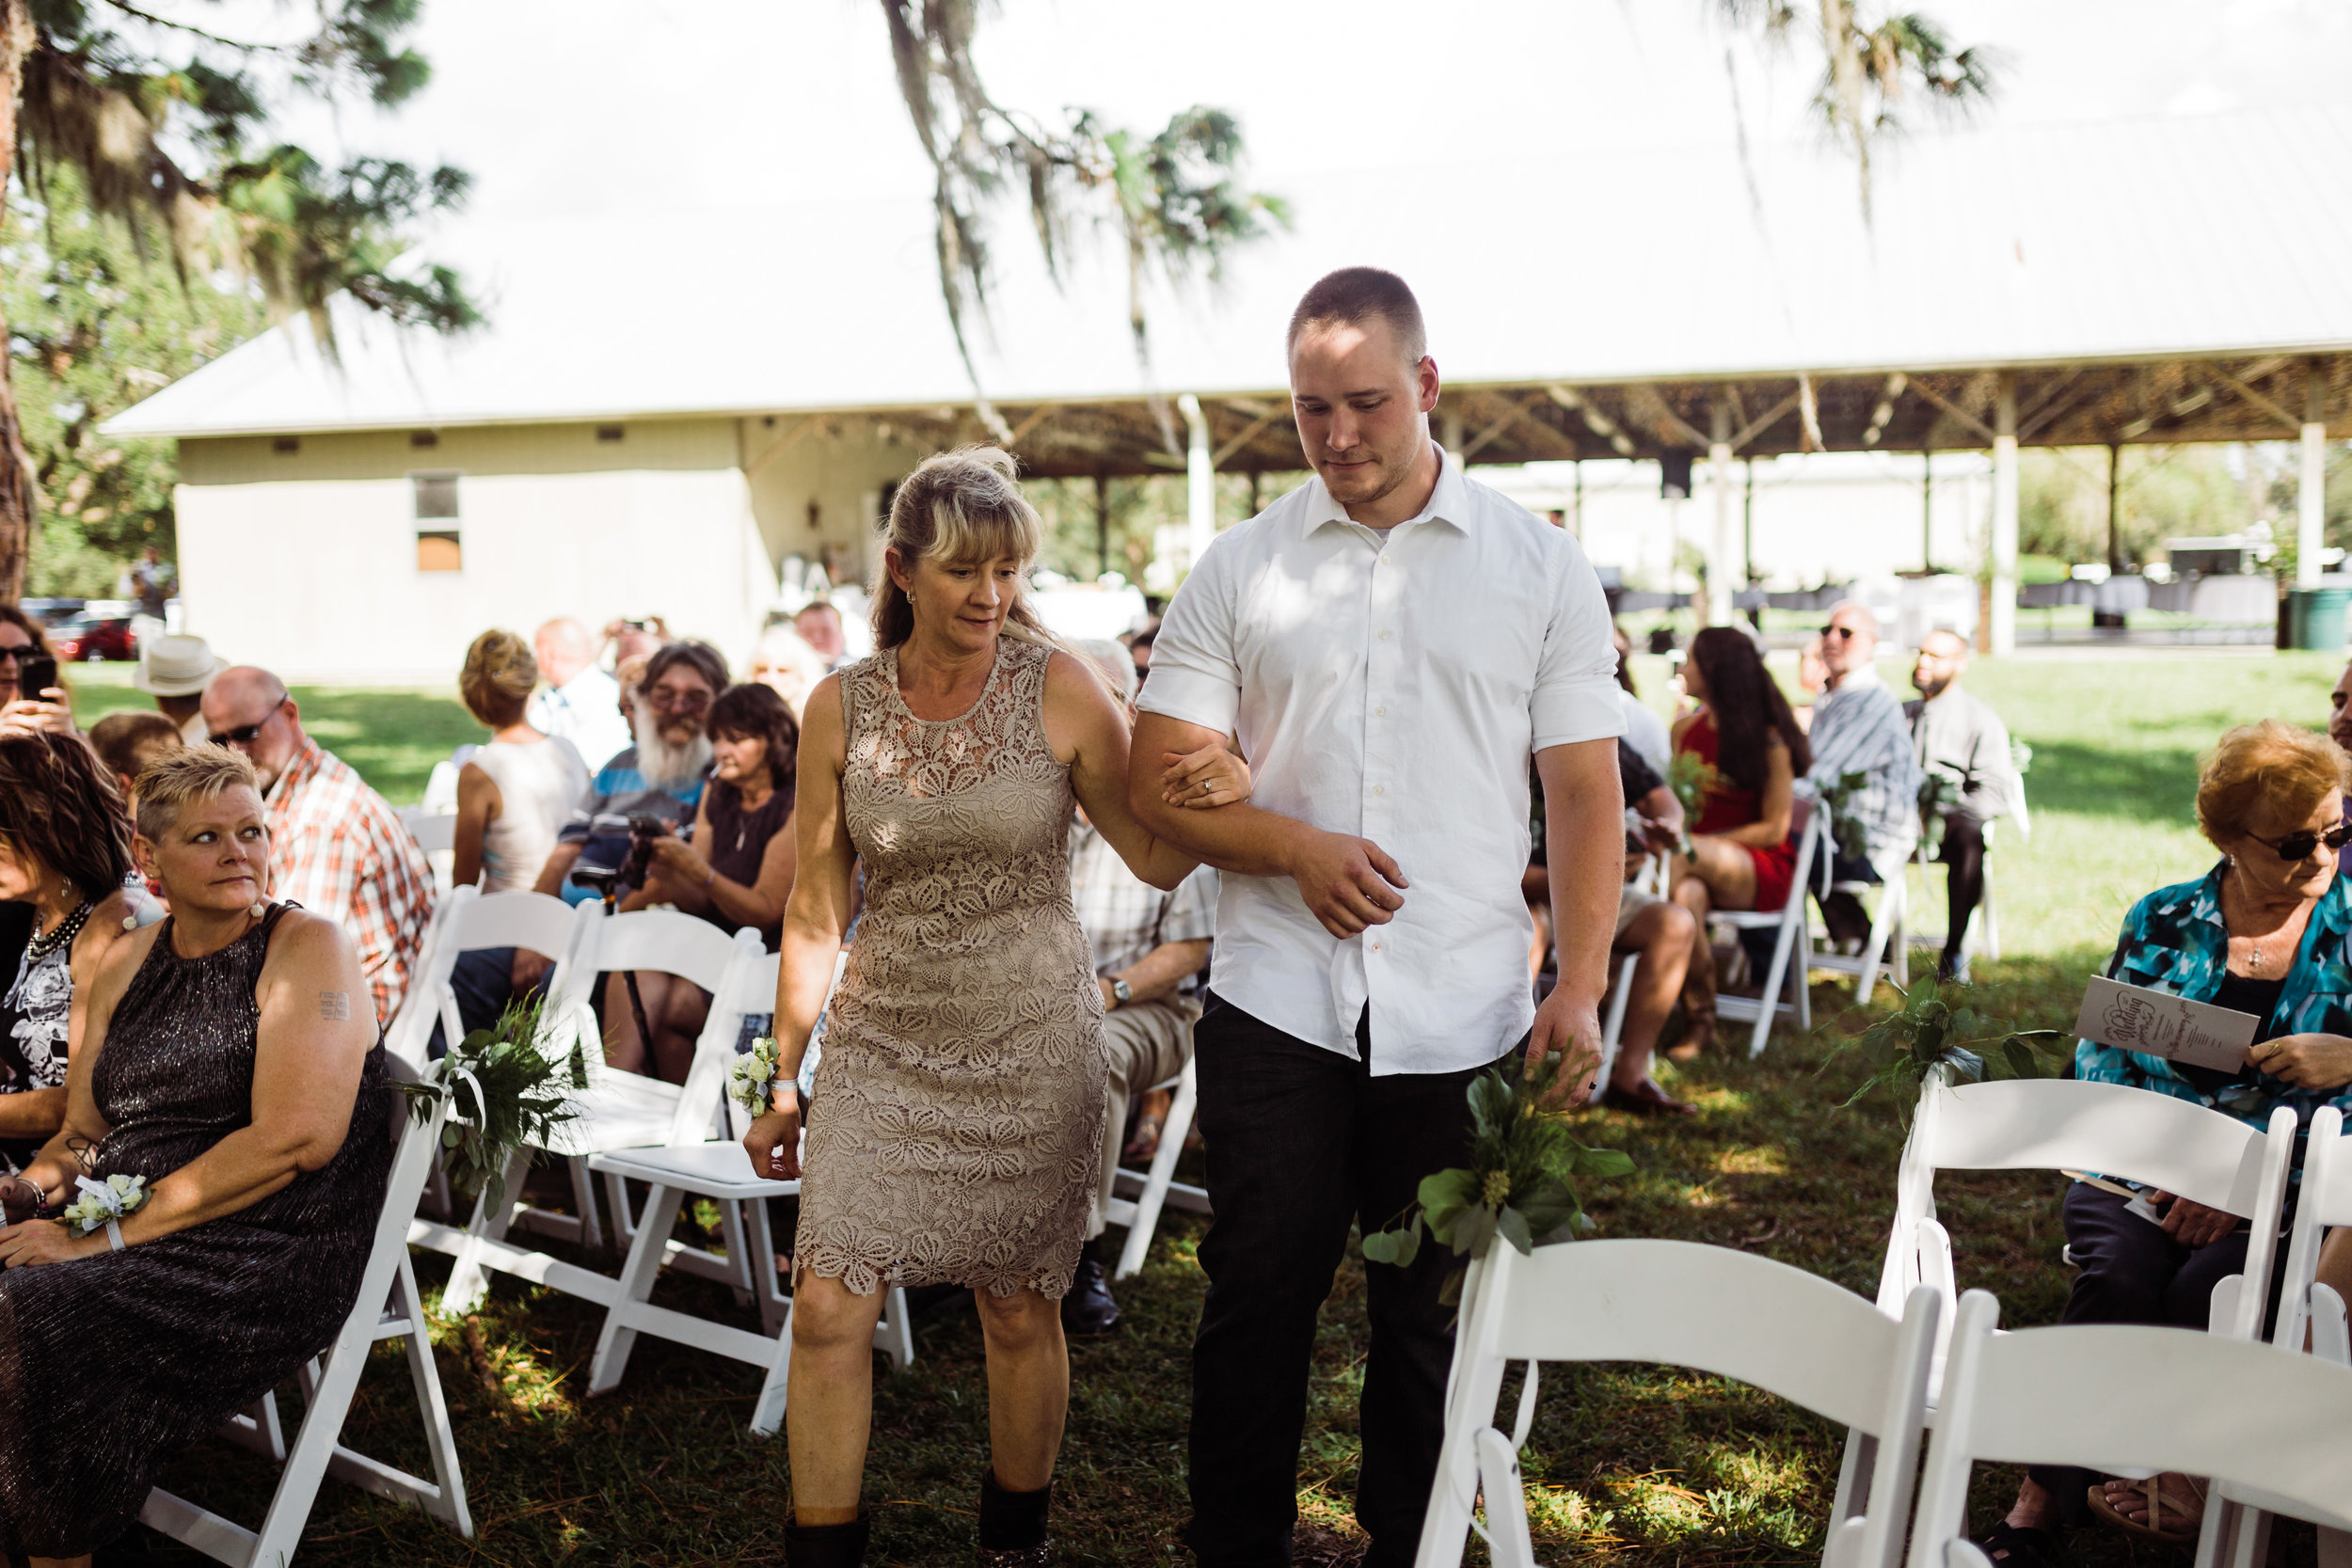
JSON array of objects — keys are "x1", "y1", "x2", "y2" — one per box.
[
  {"x1": 526, "y1": 616, "x2": 631, "y2": 769},
  {"x1": 1130, "y1": 267, "x2": 1626, "y2": 1567}
]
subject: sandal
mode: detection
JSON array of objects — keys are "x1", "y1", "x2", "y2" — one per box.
[
  {"x1": 1122, "y1": 1115, "x2": 1166, "y2": 1164},
  {"x1": 1972, "y1": 1520, "x2": 2063, "y2": 1568},
  {"x1": 2086, "y1": 1473, "x2": 2206, "y2": 1545}
]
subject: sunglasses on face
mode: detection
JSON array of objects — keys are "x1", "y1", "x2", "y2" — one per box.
[
  {"x1": 646, "y1": 688, "x2": 711, "y2": 712},
  {"x1": 2244, "y1": 820, "x2": 2352, "y2": 862},
  {"x1": 207, "y1": 720, "x2": 269, "y2": 747},
  {"x1": 1820, "y1": 625, "x2": 1860, "y2": 641}
]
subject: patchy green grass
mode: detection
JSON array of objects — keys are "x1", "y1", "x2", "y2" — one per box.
[{"x1": 97, "y1": 652, "x2": 2340, "y2": 1566}]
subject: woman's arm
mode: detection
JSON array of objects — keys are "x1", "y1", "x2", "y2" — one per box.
[
  {"x1": 1704, "y1": 741, "x2": 1794, "y2": 849},
  {"x1": 0, "y1": 912, "x2": 376, "y2": 1266},
  {"x1": 699, "y1": 811, "x2": 797, "y2": 932},
  {"x1": 1048, "y1": 652, "x2": 1232, "y2": 892},
  {"x1": 450, "y1": 761, "x2": 500, "y2": 890},
  {"x1": 743, "y1": 679, "x2": 853, "y2": 1181}
]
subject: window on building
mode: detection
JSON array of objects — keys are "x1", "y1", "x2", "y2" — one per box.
[{"x1": 413, "y1": 471, "x2": 462, "y2": 572}]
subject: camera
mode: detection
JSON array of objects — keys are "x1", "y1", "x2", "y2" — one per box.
[
  {"x1": 17, "y1": 654, "x2": 57, "y2": 704},
  {"x1": 622, "y1": 812, "x2": 672, "y2": 888}
]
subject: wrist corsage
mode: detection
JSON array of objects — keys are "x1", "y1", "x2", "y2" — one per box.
[
  {"x1": 731, "y1": 1036, "x2": 790, "y2": 1117},
  {"x1": 61, "y1": 1174, "x2": 149, "y2": 1251}
]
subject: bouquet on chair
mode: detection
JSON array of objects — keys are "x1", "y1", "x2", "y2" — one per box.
[
  {"x1": 1360, "y1": 1051, "x2": 1634, "y2": 1306},
  {"x1": 1825, "y1": 978, "x2": 2067, "y2": 1118},
  {"x1": 397, "y1": 995, "x2": 584, "y2": 1209},
  {"x1": 1663, "y1": 752, "x2": 1719, "y2": 860},
  {"x1": 1815, "y1": 768, "x2": 1875, "y2": 863}
]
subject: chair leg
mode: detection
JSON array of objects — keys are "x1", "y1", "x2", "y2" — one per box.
[
  {"x1": 392, "y1": 1250, "x2": 475, "y2": 1535},
  {"x1": 567, "y1": 1156, "x2": 606, "y2": 1255},
  {"x1": 1751, "y1": 919, "x2": 1798, "y2": 1059},
  {"x1": 589, "y1": 1182, "x2": 684, "y2": 1398},
  {"x1": 1115, "y1": 1064, "x2": 1199, "y2": 1281},
  {"x1": 749, "y1": 1198, "x2": 790, "y2": 1338},
  {"x1": 604, "y1": 1168, "x2": 638, "y2": 1249},
  {"x1": 1473, "y1": 1427, "x2": 1539, "y2": 1568},
  {"x1": 440, "y1": 1148, "x2": 530, "y2": 1315},
  {"x1": 1854, "y1": 878, "x2": 1904, "y2": 1006},
  {"x1": 873, "y1": 1286, "x2": 915, "y2": 1370},
  {"x1": 717, "y1": 1196, "x2": 756, "y2": 1307},
  {"x1": 246, "y1": 1281, "x2": 385, "y2": 1566},
  {"x1": 750, "y1": 1302, "x2": 795, "y2": 1439},
  {"x1": 1593, "y1": 953, "x2": 1636, "y2": 1105}
]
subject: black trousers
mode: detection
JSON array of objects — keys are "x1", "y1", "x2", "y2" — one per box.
[
  {"x1": 2026, "y1": 1183, "x2": 2260, "y2": 1525},
  {"x1": 1184, "y1": 991, "x2": 1516, "y2": 1567},
  {"x1": 1933, "y1": 809, "x2": 1987, "y2": 975}
]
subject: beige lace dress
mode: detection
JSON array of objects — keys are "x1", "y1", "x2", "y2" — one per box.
[{"x1": 795, "y1": 638, "x2": 1108, "y2": 1299}]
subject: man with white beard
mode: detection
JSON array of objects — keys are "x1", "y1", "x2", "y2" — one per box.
[{"x1": 525, "y1": 639, "x2": 726, "y2": 955}]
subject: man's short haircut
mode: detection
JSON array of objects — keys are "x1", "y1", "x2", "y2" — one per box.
[
  {"x1": 89, "y1": 710, "x2": 183, "y2": 784},
  {"x1": 1921, "y1": 627, "x2": 1971, "y2": 657},
  {"x1": 1287, "y1": 266, "x2": 1428, "y2": 366},
  {"x1": 643, "y1": 640, "x2": 729, "y2": 695},
  {"x1": 1826, "y1": 599, "x2": 1883, "y2": 640},
  {"x1": 795, "y1": 601, "x2": 841, "y2": 624},
  {"x1": 135, "y1": 743, "x2": 262, "y2": 841}
]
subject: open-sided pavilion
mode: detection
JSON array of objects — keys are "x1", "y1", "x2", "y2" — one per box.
[{"x1": 109, "y1": 105, "x2": 2351, "y2": 674}]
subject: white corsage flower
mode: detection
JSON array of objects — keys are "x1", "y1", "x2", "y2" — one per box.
[
  {"x1": 60, "y1": 1173, "x2": 150, "y2": 1243},
  {"x1": 730, "y1": 1037, "x2": 787, "y2": 1117}
]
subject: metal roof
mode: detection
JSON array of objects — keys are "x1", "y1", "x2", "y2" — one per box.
[{"x1": 106, "y1": 105, "x2": 2352, "y2": 469}]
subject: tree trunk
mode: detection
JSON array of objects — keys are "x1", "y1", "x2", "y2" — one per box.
[{"x1": 0, "y1": 0, "x2": 37, "y2": 604}]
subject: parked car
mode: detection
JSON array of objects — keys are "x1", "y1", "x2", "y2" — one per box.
[
  {"x1": 49, "y1": 612, "x2": 135, "y2": 662},
  {"x1": 19, "y1": 597, "x2": 86, "y2": 629}
]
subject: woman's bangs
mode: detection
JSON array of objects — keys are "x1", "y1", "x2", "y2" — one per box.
[{"x1": 931, "y1": 494, "x2": 1041, "y2": 571}]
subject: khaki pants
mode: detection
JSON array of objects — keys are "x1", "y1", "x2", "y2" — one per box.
[{"x1": 1086, "y1": 994, "x2": 1201, "y2": 1240}]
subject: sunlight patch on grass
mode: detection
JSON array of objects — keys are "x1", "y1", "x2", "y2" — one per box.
[{"x1": 1715, "y1": 1147, "x2": 1787, "y2": 1177}]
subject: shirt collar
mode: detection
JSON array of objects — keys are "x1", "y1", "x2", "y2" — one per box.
[
  {"x1": 267, "y1": 736, "x2": 327, "y2": 807},
  {"x1": 1302, "y1": 443, "x2": 1468, "y2": 538},
  {"x1": 1829, "y1": 662, "x2": 1883, "y2": 695}
]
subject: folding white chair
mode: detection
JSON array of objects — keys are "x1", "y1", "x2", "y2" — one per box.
[
  {"x1": 1908, "y1": 1290, "x2": 2352, "y2": 1568},
  {"x1": 1809, "y1": 840, "x2": 1910, "y2": 1006},
  {"x1": 434, "y1": 911, "x2": 762, "y2": 1315},
  {"x1": 396, "y1": 805, "x2": 460, "y2": 894},
  {"x1": 1414, "y1": 1239, "x2": 1940, "y2": 1568},
  {"x1": 1711, "y1": 798, "x2": 1824, "y2": 1059},
  {"x1": 1877, "y1": 1079, "x2": 2296, "y2": 1376},
  {"x1": 1907, "y1": 772, "x2": 2028, "y2": 971},
  {"x1": 142, "y1": 1055, "x2": 472, "y2": 1564},
  {"x1": 1592, "y1": 852, "x2": 1672, "y2": 1104},
  {"x1": 384, "y1": 886, "x2": 596, "y2": 1070},
  {"x1": 1104, "y1": 1055, "x2": 1210, "y2": 1280},
  {"x1": 586, "y1": 950, "x2": 914, "y2": 1436}
]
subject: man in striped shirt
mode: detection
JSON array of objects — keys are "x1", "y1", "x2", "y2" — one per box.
[
  {"x1": 1805, "y1": 602, "x2": 1923, "y2": 944},
  {"x1": 201, "y1": 667, "x2": 435, "y2": 1024}
]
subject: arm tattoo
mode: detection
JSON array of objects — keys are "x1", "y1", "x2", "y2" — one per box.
[{"x1": 319, "y1": 991, "x2": 352, "y2": 1022}]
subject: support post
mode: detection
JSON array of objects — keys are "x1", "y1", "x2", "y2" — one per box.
[
  {"x1": 1708, "y1": 401, "x2": 1736, "y2": 626},
  {"x1": 1179, "y1": 394, "x2": 1214, "y2": 570},
  {"x1": 2302, "y1": 363, "x2": 2328, "y2": 589},
  {"x1": 1743, "y1": 458, "x2": 1755, "y2": 589},
  {"x1": 1922, "y1": 449, "x2": 1933, "y2": 571},
  {"x1": 1441, "y1": 406, "x2": 1464, "y2": 456},
  {"x1": 1094, "y1": 471, "x2": 1111, "y2": 580},
  {"x1": 2106, "y1": 442, "x2": 2124, "y2": 575},
  {"x1": 1573, "y1": 460, "x2": 1584, "y2": 538},
  {"x1": 1990, "y1": 373, "x2": 2019, "y2": 657}
]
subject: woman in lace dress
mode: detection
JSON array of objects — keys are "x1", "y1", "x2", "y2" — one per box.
[{"x1": 742, "y1": 448, "x2": 1247, "y2": 1568}]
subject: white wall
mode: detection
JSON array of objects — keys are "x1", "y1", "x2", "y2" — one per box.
[{"x1": 176, "y1": 420, "x2": 777, "y2": 682}]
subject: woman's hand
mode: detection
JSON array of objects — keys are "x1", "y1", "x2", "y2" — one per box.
[
  {"x1": 2149, "y1": 1192, "x2": 2238, "y2": 1249},
  {"x1": 648, "y1": 832, "x2": 711, "y2": 886},
  {"x1": 2248, "y1": 1033, "x2": 2352, "y2": 1091},
  {"x1": 742, "y1": 1085, "x2": 803, "y2": 1180},
  {"x1": 0, "y1": 690, "x2": 73, "y2": 738},
  {"x1": 1160, "y1": 742, "x2": 1251, "y2": 810},
  {"x1": 0, "y1": 1219, "x2": 105, "y2": 1268}
]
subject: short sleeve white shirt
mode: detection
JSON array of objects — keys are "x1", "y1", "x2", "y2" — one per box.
[{"x1": 1137, "y1": 447, "x2": 1623, "y2": 1074}]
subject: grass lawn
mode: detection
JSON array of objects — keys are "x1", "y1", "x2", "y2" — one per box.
[{"x1": 100, "y1": 651, "x2": 2343, "y2": 1567}]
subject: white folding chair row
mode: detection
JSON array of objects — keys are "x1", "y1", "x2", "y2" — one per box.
[
  {"x1": 144, "y1": 1054, "x2": 471, "y2": 1565},
  {"x1": 425, "y1": 910, "x2": 765, "y2": 1316},
  {"x1": 1908, "y1": 771, "x2": 2030, "y2": 968},
  {"x1": 1592, "y1": 852, "x2": 1672, "y2": 1104},
  {"x1": 1711, "y1": 797, "x2": 1825, "y2": 1058},
  {"x1": 586, "y1": 949, "x2": 914, "y2": 1437},
  {"x1": 1808, "y1": 840, "x2": 1911, "y2": 1006},
  {"x1": 1104, "y1": 1055, "x2": 1211, "y2": 1281},
  {"x1": 1415, "y1": 1238, "x2": 1940, "y2": 1568},
  {"x1": 1912, "y1": 1291, "x2": 2352, "y2": 1568}
]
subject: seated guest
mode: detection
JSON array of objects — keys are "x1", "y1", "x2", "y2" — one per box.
[
  {"x1": 87, "y1": 711, "x2": 183, "y2": 808},
  {"x1": 1127, "y1": 620, "x2": 1158, "y2": 692},
  {"x1": 430, "y1": 630, "x2": 591, "y2": 1053},
  {"x1": 793, "y1": 600, "x2": 849, "y2": 671},
  {"x1": 1906, "y1": 629, "x2": 2021, "y2": 981},
  {"x1": 130, "y1": 633, "x2": 225, "y2": 744},
  {"x1": 1805, "y1": 601, "x2": 1922, "y2": 944},
  {"x1": 0, "y1": 735, "x2": 159, "y2": 1172},
  {"x1": 1667, "y1": 627, "x2": 1810, "y2": 1055},
  {"x1": 527, "y1": 616, "x2": 630, "y2": 773},
  {"x1": 747, "y1": 624, "x2": 831, "y2": 720},
  {"x1": 1979, "y1": 721, "x2": 2352, "y2": 1559},
  {"x1": 2328, "y1": 656, "x2": 2352, "y2": 872},
  {"x1": 0, "y1": 607, "x2": 72, "y2": 740},
  {"x1": 0, "y1": 745, "x2": 391, "y2": 1567},
  {"x1": 1056, "y1": 641, "x2": 1217, "y2": 1336},
  {"x1": 200, "y1": 667, "x2": 435, "y2": 1026},
  {"x1": 612, "y1": 682, "x2": 802, "y2": 1080},
  {"x1": 1611, "y1": 621, "x2": 1671, "y2": 773}
]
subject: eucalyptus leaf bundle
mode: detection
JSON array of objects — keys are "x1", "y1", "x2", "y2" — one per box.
[
  {"x1": 397, "y1": 995, "x2": 586, "y2": 1211},
  {"x1": 1824, "y1": 978, "x2": 2068, "y2": 1121}
]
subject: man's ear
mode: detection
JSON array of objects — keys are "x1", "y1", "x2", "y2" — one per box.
[{"x1": 1416, "y1": 356, "x2": 1441, "y2": 415}]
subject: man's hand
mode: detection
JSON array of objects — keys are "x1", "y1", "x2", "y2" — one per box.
[
  {"x1": 2249, "y1": 1033, "x2": 2352, "y2": 1091},
  {"x1": 1283, "y1": 829, "x2": 1407, "y2": 938},
  {"x1": 742, "y1": 1085, "x2": 804, "y2": 1180},
  {"x1": 1528, "y1": 989, "x2": 1603, "y2": 1107},
  {"x1": 2150, "y1": 1191, "x2": 2238, "y2": 1249}
]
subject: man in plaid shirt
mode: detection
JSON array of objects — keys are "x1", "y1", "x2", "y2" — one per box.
[
  {"x1": 203, "y1": 668, "x2": 435, "y2": 1025},
  {"x1": 1064, "y1": 641, "x2": 1217, "y2": 1338}
]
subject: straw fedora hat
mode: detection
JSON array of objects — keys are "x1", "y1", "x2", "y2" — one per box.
[{"x1": 134, "y1": 634, "x2": 226, "y2": 698}]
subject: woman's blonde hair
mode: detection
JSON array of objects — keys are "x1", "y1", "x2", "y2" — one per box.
[
  {"x1": 2195, "y1": 721, "x2": 2350, "y2": 849},
  {"x1": 134, "y1": 744, "x2": 262, "y2": 841},
  {"x1": 459, "y1": 628, "x2": 540, "y2": 728},
  {"x1": 872, "y1": 447, "x2": 1058, "y2": 653}
]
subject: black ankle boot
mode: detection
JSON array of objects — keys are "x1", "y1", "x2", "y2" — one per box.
[
  {"x1": 977, "y1": 1468, "x2": 1052, "y2": 1565},
  {"x1": 1060, "y1": 1237, "x2": 1121, "y2": 1337},
  {"x1": 785, "y1": 1512, "x2": 869, "y2": 1567}
]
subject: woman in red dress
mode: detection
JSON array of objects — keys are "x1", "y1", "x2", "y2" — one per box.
[{"x1": 1667, "y1": 627, "x2": 1811, "y2": 1053}]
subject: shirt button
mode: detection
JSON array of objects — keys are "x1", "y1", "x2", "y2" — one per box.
[
  {"x1": 1380, "y1": 553, "x2": 1391, "y2": 564},
  {"x1": 1371, "y1": 942, "x2": 1381, "y2": 951},
  {"x1": 1378, "y1": 629, "x2": 1391, "y2": 641},
  {"x1": 1375, "y1": 705, "x2": 1387, "y2": 718},
  {"x1": 1373, "y1": 784, "x2": 1386, "y2": 796}
]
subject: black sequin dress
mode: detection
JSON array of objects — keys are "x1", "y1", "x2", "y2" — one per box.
[{"x1": 0, "y1": 904, "x2": 393, "y2": 1559}]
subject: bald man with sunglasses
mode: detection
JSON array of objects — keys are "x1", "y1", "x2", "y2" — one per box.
[{"x1": 1804, "y1": 602, "x2": 1922, "y2": 945}]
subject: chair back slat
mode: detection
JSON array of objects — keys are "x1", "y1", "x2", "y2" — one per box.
[
  {"x1": 667, "y1": 935, "x2": 773, "y2": 1145},
  {"x1": 595, "y1": 911, "x2": 743, "y2": 993},
  {"x1": 1921, "y1": 1079, "x2": 2279, "y2": 1214},
  {"x1": 442, "y1": 891, "x2": 580, "y2": 960}
]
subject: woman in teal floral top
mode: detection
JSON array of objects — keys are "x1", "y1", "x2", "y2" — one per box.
[{"x1": 1982, "y1": 721, "x2": 2352, "y2": 1563}]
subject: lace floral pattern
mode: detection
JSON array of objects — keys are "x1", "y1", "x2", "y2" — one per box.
[{"x1": 796, "y1": 640, "x2": 1107, "y2": 1299}]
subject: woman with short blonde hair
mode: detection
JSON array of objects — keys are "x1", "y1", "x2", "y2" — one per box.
[{"x1": 741, "y1": 447, "x2": 1248, "y2": 1565}]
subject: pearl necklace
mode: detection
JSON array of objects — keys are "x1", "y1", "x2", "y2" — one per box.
[{"x1": 26, "y1": 902, "x2": 93, "y2": 961}]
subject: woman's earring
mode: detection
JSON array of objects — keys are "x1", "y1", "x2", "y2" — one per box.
[{"x1": 250, "y1": 900, "x2": 267, "y2": 918}]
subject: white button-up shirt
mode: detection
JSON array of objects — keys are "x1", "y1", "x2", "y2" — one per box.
[{"x1": 1138, "y1": 447, "x2": 1622, "y2": 1074}]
